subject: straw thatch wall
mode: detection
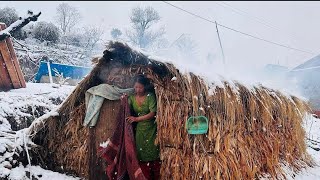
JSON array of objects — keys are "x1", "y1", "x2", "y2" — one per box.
[{"x1": 28, "y1": 41, "x2": 314, "y2": 179}]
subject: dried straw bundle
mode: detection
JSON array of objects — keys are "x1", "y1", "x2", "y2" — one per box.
[{"x1": 151, "y1": 65, "x2": 313, "y2": 179}]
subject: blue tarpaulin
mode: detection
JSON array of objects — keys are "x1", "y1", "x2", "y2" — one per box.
[{"x1": 34, "y1": 60, "x2": 92, "y2": 82}]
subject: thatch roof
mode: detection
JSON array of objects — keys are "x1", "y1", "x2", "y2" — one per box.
[{"x1": 27, "y1": 41, "x2": 314, "y2": 179}]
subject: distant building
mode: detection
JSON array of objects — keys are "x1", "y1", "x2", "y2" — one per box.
[
  {"x1": 262, "y1": 64, "x2": 289, "y2": 79},
  {"x1": 289, "y1": 55, "x2": 320, "y2": 110}
]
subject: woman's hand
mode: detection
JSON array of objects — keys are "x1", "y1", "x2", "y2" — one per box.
[
  {"x1": 126, "y1": 116, "x2": 139, "y2": 123},
  {"x1": 121, "y1": 93, "x2": 128, "y2": 100}
]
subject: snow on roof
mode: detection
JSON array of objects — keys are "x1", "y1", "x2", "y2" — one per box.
[
  {"x1": 126, "y1": 42, "x2": 302, "y2": 98},
  {"x1": 292, "y1": 54, "x2": 320, "y2": 71}
]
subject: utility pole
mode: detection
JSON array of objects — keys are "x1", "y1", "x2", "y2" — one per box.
[{"x1": 215, "y1": 21, "x2": 226, "y2": 67}]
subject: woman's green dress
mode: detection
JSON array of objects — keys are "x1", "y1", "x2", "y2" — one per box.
[{"x1": 128, "y1": 93, "x2": 160, "y2": 162}]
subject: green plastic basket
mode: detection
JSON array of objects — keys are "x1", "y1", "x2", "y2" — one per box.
[{"x1": 186, "y1": 116, "x2": 208, "y2": 134}]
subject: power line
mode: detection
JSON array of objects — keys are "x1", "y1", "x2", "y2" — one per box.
[
  {"x1": 162, "y1": 1, "x2": 217, "y2": 24},
  {"x1": 162, "y1": 1, "x2": 316, "y2": 55},
  {"x1": 216, "y1": 23, "x2": 314, "y2": 55},
  {"x1": 216, "y1": 1, "x2": 302, "y2": 42},
  {"x1": 216, "y1": 2, "x2": 279, "y2": 31}
]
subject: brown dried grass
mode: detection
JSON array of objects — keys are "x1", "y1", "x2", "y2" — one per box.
[
  {"x1": 29, "y1": 44, "x2": 314, "y2": 179},
  {"x1": 152, "y1": 66, "x2": 314, "y2": 179}
]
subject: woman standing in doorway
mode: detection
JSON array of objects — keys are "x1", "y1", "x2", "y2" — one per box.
[{"x1": 124, "y1": 75, "x2": 160, "y2": 180}]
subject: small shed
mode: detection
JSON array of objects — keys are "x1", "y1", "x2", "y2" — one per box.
[
  {"x1": 34, "y1": 60, "x2": 92, "y2": 85},
  {"x1": 289, "y1": 54, "x2": 320, "y2": 109}
]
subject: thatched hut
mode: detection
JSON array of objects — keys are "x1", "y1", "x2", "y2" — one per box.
[{"x1": 28, "y1": 41, "x2": 314, "y2": 179}]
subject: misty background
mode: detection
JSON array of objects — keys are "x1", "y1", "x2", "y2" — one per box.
[{"x1": 1, "y1": 1, "x2": 319, "y2": 108}]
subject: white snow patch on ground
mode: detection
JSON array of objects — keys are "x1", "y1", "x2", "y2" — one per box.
[
  {"x1": 284, "y1": 114, "x2": 320, "y2": 179},
  {"x1": 291, "y1": 149, "x2": 320, "y2": 180},
  {"x1": 8, "y1": 164, "x2": 79, "y2": 180},
  {"x1": 0, "y1": 83, "x2": 75, "y2": 131},
  {"x1": 0, "y1": 83, "x2": 78, "y2": 179}
]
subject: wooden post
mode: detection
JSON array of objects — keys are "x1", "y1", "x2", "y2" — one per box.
[
  {"x1": 46, "y1": 61, "x2": 53, "y2": 84},
  {"x1": 0, "y1": 23, "x2": 26, "y2": 91}
]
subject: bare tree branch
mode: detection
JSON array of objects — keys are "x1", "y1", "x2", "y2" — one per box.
[
  {"x1": 0, "y1": 11, "x2": 41, "y2": 41},
  {"x1": 55, "y1": 3, "x2": 81, "y2": 35},
  {"x1": 78, "y1": 26, "x2": 104, "y2": 59},
  {"x1": 127, "y1": 6, "x2": 164, "y2": 49}
]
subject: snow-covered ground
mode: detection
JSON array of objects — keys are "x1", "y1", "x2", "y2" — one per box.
[
  {"x1": 292, "y1": 114, "x2": 320, "y2": 180},
  {"x1": 0, "y1": 83, "x2": 78, "y2": 180},
  {"x1": 0, "y1": 83, "x2": 75, "y2": 131},
  {"x1": 3, "y1": 164, "x2": 80, "y2": 180},
  {"x1": 0, "y1": 82, "x2": 320, "y2": 179}
]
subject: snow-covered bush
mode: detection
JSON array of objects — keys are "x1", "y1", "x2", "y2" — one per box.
[
  {"x1": 33, "y1": 22, "x2": 60, "y2": 43},
  {"x1": 22, "y1": 24, "x2": 35, "y2": 38},
  {"x1": 60, "y1": 33, "x2": 83, "y2": 47},
  {"x1": 0, "y1": 7, "x2": 19, "y2": 27}
]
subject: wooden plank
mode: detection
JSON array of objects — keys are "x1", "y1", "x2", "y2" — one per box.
[
  {"x1": 4, "y1": 30, "x2": 26, "y2": 88},
  {"x1": 0, "y1": 51, "x2": 13, "y2": 91},
  {"x1": 0, "y1": 43, "x2": 20, "y2": 88},
  {"x1": 0, "y1": 23, "x2": 13, "y2": 91},
  {"x1": 0, "y1": 24, "x2": 21, "y2": 89}
]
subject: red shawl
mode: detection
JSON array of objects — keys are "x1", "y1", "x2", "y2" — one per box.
[{"x1": 99, "y1": 98, "x2": 146, "y2": 180}]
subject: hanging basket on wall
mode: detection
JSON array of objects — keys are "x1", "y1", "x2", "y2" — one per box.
[{"x1": 186, "y1": 116, "x2": 208, "y2": 135}]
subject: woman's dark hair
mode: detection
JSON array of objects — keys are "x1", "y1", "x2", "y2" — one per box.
[
  {"x1": 135, "y1": 75, "x2": 150, "y2": 86},
  {"x1": 135, "y1": 74, "x2": 154, "y2": 93}
]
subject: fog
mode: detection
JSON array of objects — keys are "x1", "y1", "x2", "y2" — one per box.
[{"x1": 1, "y1": 1, "x2": 320, "y2": 100}]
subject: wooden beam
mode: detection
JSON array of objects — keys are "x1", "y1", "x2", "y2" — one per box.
[
  {"x1": 0, "y1": 51, "x2": 13, "y2": 91},
  {"x1": 0, "y1": 40, "x2": 21, "y2": 88},
  {"x1": 0, "y1": 23, "x2": 25, "y2": 89},
  {"x1": 3, "y1": 28, "x2": 26, "y2": 88}
]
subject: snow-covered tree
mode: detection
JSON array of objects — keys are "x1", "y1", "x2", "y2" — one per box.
[
  {"x1": 60, "y1": 33, "x2": 83, "y2": 47},
  {"x1": 126, "y1": 6, "x2": 165, "y2": 49},
  {"x1": 173, "y1": 34, "x2": 197, "y2": 55},
  {"x1": 78, "y1": 26, "x2": 104, "y2": 58},
  {"x1": 81, "y1": 26, "x2": 104, "y2": 48},
  {"x1": 148, "y1": 37, "x2": 170, "y2": 53},
  {"x1": 111, "y1": 28, "x2": 122, "y2": 40},
  {"x1": 55, "y1": 3, "x2": 82, "y2": 35},
  {"x1": 33, "y1": 21, "x2": 60, "y2": 43}
]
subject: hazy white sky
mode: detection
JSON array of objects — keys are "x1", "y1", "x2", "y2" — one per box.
[{"x1": 1, "y1": 1, "x2": 320, "y2": 70}]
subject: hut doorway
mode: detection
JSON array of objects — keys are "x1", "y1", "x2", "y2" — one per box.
[
  {"x1": 87, "y1": 72, "x2": 158, "y2": 180},
  {"x1": 88, "y1": 99, "x2": 121, "y2": 180}
]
